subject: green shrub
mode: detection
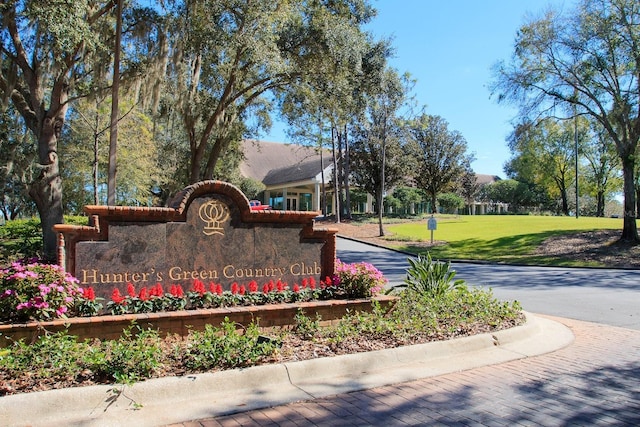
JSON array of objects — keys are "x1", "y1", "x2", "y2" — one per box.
[
  {"x1": 391, "y1": 285, "x2": 523, "y2": 336},
  {"x1": 98, "y1": 326, "x2": 164, "y2": 384},
  {"x1": 390, "y1": 253, "x2": 464, "y2": 298},
  {"x1": 293, "y1": 310, "x2": 321, "y2": 340},
  {"x1": 0, "y1": 331, "x2": 92, "y2": 380},
  {"x1": 0, "y1": 216, "x2": 89, "y2": 263},
  {"x1": 181, "y1": 318, "x2": 278, "y2": 371}
]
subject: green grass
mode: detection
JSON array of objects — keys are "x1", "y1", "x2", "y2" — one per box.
[{"x1": 384, "y1": 215, "x2": 624, "y2": 266}]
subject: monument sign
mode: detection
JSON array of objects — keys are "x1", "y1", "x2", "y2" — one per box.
[{"x1": 55, "y1": 181, "x2": 337, "y2": 302}]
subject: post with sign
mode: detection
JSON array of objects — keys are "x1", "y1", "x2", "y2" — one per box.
[{"x1": 427, "y1": 214, "x2": 437, "y2": 244}]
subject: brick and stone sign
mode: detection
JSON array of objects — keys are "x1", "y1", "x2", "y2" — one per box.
[{"x1": 54, "y1": 181, "x2": 337, "y2": 302}]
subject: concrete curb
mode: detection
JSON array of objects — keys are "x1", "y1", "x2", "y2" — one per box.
[{"x1": 1, "y1": 312, "x2": 574, "y2": 427}]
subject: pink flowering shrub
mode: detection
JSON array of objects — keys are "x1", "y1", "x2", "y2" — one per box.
[
  {"x1": 333, "y1": 259, "x2": 387, "y2": 298},
  {"x1": 0, "y1": 259, "x2": 83, "y2": 321}
]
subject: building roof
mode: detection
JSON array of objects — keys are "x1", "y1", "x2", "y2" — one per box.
[
  {"x1": 240, "y1": 140, "x2": 502, "y2": 188},
  {"x1": 240, "y1": 140, "x2": 330, "y2": 186},
  {"x1": 476, "y1": 174, "x2": 501, "y2": 185}
]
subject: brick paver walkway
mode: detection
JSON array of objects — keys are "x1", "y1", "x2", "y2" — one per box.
[{"x1": 170, "y1": 316, "x2": 640, "y2": 426}]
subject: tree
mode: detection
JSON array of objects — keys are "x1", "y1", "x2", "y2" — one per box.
[
  {"x1": 437, "y1": 192, "x2": 465, "y2": 214},
  {"x1": 61, "y1": 95, "x2": 164, "y2": 211},
  {"x1": 492, "y1": 0, "x2": 640, "y2": 241},
  {"x1": 458, "y1": 166, "x2": 480, "y2": 215},
  {"x1": 0, "y1": 1, "x2": 160, "y2": 258},
  {"x1": 164, "y1": 0, "x2": 376, "y2": 187},
  {"x1": 408, "y1": 114, "x2": 474, "y2": 214},
  {"x1": 0, "y1": 0, "x2": 120, "y2": 258},
  {"x1": 582, "y1": 120, "x2": 621, "y2": 217},
  {"x1": 505, "y1": 119, "x2": 579, "y2": 215},
  {"x1": 279, "y1": 83, "x2": 332, "y2": 216},
  {"x1": 0, "y1": 106, "x2": 35, "y2": 220},
  {"x1": 350, "y1": 68, "x2": 414, "y2": 235},
  {"x1": 482, "y1": 179, "x2": 543, "y2": 213},
  {"x1": 392, "y1": 186, "x2": 423, "y2": 215}
]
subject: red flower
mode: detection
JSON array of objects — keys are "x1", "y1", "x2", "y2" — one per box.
[
  {"x1": 127, "y1": 282, "x2": 136, "y2": 297},
  {"x1": 170, "y1": 284, "x2": 184, "y2": 297},
  {"x1": 83, "y1": 287, "x2": 96, "y2": 301},
  {"x1": 293, "y1": 284, "x2": 300, "y2": 293},
  {"x1": 150, "y1": 283, "x2": 164, "y2": 297},
  {"x1": 215, "y1": 284, "x2": 223, "y2": 295},
  {"x1": 309, "y1": 277, "x2": 317, "y2": 287},
  {"x1": 239, "y1": 285, "x2": 246, "y2": 295},
  {"x1": 231, "y1": 282, "x2": 239, "y2": 294},
  {"x1": 301, "y1": 278, "x2": 308, "y2": 288},
  {"x1": 139, "y1": 287, "x2": 148, "y2": 301},
  {"x1": 111, "y1": 288, "x2": 126, "y2": 304},
  {"x1": 277, "y1": 281, "x2": 285, "y2": 292},
  {"x1": 262, "y1": 283, "x2": 269, "y2": 294},
  {"x1": 249, "y1": 280, "x2": 258, "y2": 293},
  {"x1": 192, "y1": 279, "x2": 206, "y2": 296}
]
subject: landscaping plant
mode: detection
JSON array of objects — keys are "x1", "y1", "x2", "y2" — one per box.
[
  {"x1": 0, "y1": 259, "x2": 84, "y2": 322},
  {"x1": 389, "y1": 253, "x2": 464, "y2": 298}
]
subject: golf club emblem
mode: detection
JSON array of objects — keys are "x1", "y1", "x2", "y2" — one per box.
[{"x1": 198, "y1": 200, "x2": 230, "y2": 236}]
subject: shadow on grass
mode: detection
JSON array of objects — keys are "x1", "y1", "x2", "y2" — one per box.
[{"x1": 393, "y1": 229, "x2": 608, "y2": 267}]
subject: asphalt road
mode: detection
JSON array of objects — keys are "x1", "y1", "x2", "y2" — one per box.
[{"x1": 337, "y1": 236, "x2": 640, "y2": 330}]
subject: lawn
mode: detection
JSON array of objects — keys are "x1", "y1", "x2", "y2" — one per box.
[{"x1": 384, "y1": 215, "x2": 623, "y2": 266}]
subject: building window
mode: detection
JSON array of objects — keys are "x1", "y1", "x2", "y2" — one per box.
[
  {"x1": 300, "y1": 193, "x2": 313, "y2": 211},
  {"x1": 270, "y1": 193, "x2": 284, "y2": 210}
]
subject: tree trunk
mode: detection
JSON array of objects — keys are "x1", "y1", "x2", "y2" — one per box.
[
  {"x1": 377, "y1": 188, "x2": 384, "y2": 237},
  {"x1": 331, "y1": 128, "x2": 340, "y2": 223},
  {"x1": 560, "y1": 187, "x2": 569, "y2": 216},
  {"x1": 597, "y1": 190, "x2": 605, "y2": 218},
  {"x1": 107, "y1": 0, "x2": 123, "y2": 205},
  {"x1": 342, "y1": 126, "x2": 352, "y2": 220},
  {"x1": 29, "y1": 116, "x2": 64, "y2": 261},
  {"x1": 620, "y1": 157, "x2": 639, "y2": 242}
]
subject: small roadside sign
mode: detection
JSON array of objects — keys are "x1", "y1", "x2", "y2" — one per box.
[
  {"x1": 427, "y1": 215, "x2": 437, "y2": 244},
  {"x1": 427, "y1": 216, "x2": 437, "y2": 230}
]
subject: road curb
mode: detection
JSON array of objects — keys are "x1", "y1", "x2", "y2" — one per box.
[{"x1": 1, "y1": 312, "x2": 574, "y2": 427}]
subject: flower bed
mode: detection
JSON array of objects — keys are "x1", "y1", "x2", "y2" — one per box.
[
  {"x1": 0, "y1": 258, "x2": 392, "y2": 345},
  {"x1": 0, "y1": 296, "x2": 397, "y2": 345}
]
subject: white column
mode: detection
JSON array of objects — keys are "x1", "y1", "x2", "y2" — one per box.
[{"x1": 314, "y1": 182, "x2": 321, "y2": 211}]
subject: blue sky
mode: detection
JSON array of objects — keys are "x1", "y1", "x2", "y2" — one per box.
[{"x1": 264, "y1": 0, "x2": 573, "y2": 177}]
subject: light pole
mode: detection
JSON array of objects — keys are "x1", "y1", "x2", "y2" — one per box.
[{"x1": 574, "y1": 108, "x2": 579, "y2": 219}]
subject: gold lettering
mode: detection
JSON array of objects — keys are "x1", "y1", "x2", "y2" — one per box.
[
  {"x1": 169, "y1": 266, "x2": 182, "y2": 281},
  {"x1": 81, "y1": 269, "x2": 98, "y2": 285},
  {"x1": 223, "y1": 265, "x2": 235, "y2": 278},
  {"x1": 290, "y1": 263, "x2": 301, "y2": 275},
  {"x1": 112, "y1": 273, "x2": 124, "y2": 283}
]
